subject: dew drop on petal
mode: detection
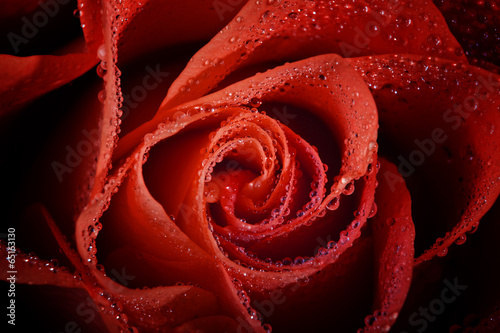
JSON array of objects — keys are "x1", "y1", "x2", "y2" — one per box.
[
  {"x1": 97, "y1": 44, "x2": 106, "y2": 60},
  {"x1": 427, "y1": 34, "x2": 441, "y2": 46},
  {"x1": 368, "y1": 202, "x2": 377, "y2": 218},
  {"x1": 455, "y1": 235, "x2": 467, "y2": 245},
  {"x1": 437, "y1": 247, "x2": 448, "y2": 257},
  {"x1": 326, "y1": 197, "x2": 340, "y2": 210},
  {"x1": 343, "y1": 182, "x2": 355, "y2": 195},
  {"x1": 249, "y1": 97, "x2": 262, "y2": 108}
]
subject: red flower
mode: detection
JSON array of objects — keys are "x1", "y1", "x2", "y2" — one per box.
[{"x1": 1, "y1": 0, "x2": 499, "y2": 332}]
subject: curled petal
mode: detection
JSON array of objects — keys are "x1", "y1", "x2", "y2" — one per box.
[
  {"x1": 108, "y1": 54, "x2": 382, "y2": 330},
  {"x1": 75, "y1": 151, "x2": 264, "y2": 331}
]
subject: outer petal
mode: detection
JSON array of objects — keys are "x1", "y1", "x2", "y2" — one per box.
[
  {"x1": 434, "y1": 0, "x2": 500, "y2": 70},
  {"x1": 349, "y1": 54, "x2": 500, "y2": 263},
  {"x1": 0, "y1": 51, "x2": 97, "y2": 114},
  {"x1": 161, "y1": 0, "x2": 466, "y2": 109},
  {"x1": 0, "y1": 0, "x2": 103, "y2": 114},
  {"x1": 392, "y1": 197, "x2": 500, "y2": 331},
  {"x1": 110, "y1": 0, "x2": 245, "y2": 65}
]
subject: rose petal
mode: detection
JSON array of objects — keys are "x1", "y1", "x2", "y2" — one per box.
[
  {"x1": 173, "y1": 315, "x2": 241, "y2": 333},
  {"x1": 434, "y1": 0, "x2": 500, "y2": 70},
  {"x1": 471, "y1": 306, "x2": 500, "y2": 332},
  {"x1": 0, "y1": 0, "x2": 102, "y2": 114},
  {"x1": 349, "y1": 54, "x2": 500, "y2": 263},
  {"x1": 359, "y1": 158, "x2": 415, "y2": 332},
  {"x1": 161, "y1": 0, "x2": 466, "y2": 109},
  {"x1": 78, "y1": 0, "x2": 104, "y2": 54},
  {"x1": 0, "y1": 50, "x2": 97, "y2": 114},
  {"x1": 109, "y1": 0, "x2": 245, "y2": 65},
  {"x1": 0, "y1": 244, "x2": 80, "y2": 288},
  {"x1": 2, "y1": 283, "x2": 110, "y2": 332}
]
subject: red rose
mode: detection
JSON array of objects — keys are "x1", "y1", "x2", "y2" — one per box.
[{"x1": 1, "y1": 0, "x2": 499, "y2": 332}]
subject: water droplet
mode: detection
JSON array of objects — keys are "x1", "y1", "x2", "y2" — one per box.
[
  {"x1": 368, "y1": 202, "x2": 377, "y2": 218},
  {"x1": 326, "y1": 197, "x2": 340, "y2": 210},
  {"x1": 455, "y1": 47, "x2": 464, "y2": 57},
  {"x1": 249, "y1": 97, "x2": 262, "y2": 108},
  {"x1": 96, "y1": 64, "x2": 106, "y2": 78},
  {"x1": 427, "y1": 34, "x2": 441, "y2": 46},
  {"x1": 97, "y1": 44, "x2": 106, "y2": 60},
  {"x1": 98, "y1": 90, "x2": 106, "y2": 103},
  {"x1": 464, "y1": 97, "x2": 478, "y2": 111},
  {"x1": 204, "y1": 182, "x2": 220, "y2": 203},
  {"x1": 343, "y1": 182, "x2": 355, "y2": 195},
  {"x1": 260, "y1": 323, "x2": 272, "y2": 333},
  {"x1": 437, "y1": 247, "x2": 448, "y2": 257},
  {"x1": 455, "y1": 235, "x2": 467, "y2": 245},
  {"x1": 468, "y1": 222, "x2": 479, "y2": 234},
  {"x1": 386, "y1": 218, "x2": 396, "y2": 227},
  {"x1": 318, "y1": 247, "x2": 328, "y2": 256},
  {"x1": 364, "y1": 314, "x2": 375, "y2": 326},
  {"x1": 339, "y1": 233, "x2": 349, "y2": 244}
]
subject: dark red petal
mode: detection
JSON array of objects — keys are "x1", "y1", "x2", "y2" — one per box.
[
  {"x1": 0, "y1": 0, "x2": 41, "y2": 24},
  {"x1": 434, "y1": 0, "x2": 500, "y2": 69},
  {"x1": 0, "y1": 0, "x2": 102, "y2": 114},
  {"x1": 0, "y1": 50, "x2": 97, "y2": 114},
  {"x1": 0, "y1": 243, "x2": 80, "y2": 288},
  {"x1": 349, "y1": 54, "x2": 500, "y2": 263},
  {"x1": 173, "y1": 316, "x2": 240, "y2": 333},
  {"x1": 359, "y1": 158, "x2": 415, "y2": 332},
  {"x1": 161, "y1": 0, "x2": 466, "y2": 110},
  {"x1": 110, "y1": 0, "x2": 245, "y2": 65},
  {"x1": 78, "y1": 0, "x2": 104, "y2": 54},
  {"x1": 2, "y1": 283, "x2": 111, "y2": 332},
  {"x1": 392, "y1": 198, "x2": 500, "y2": 332},
  {"x1": 471, "y1": 306, "x2": 500, "y2": 332}
]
